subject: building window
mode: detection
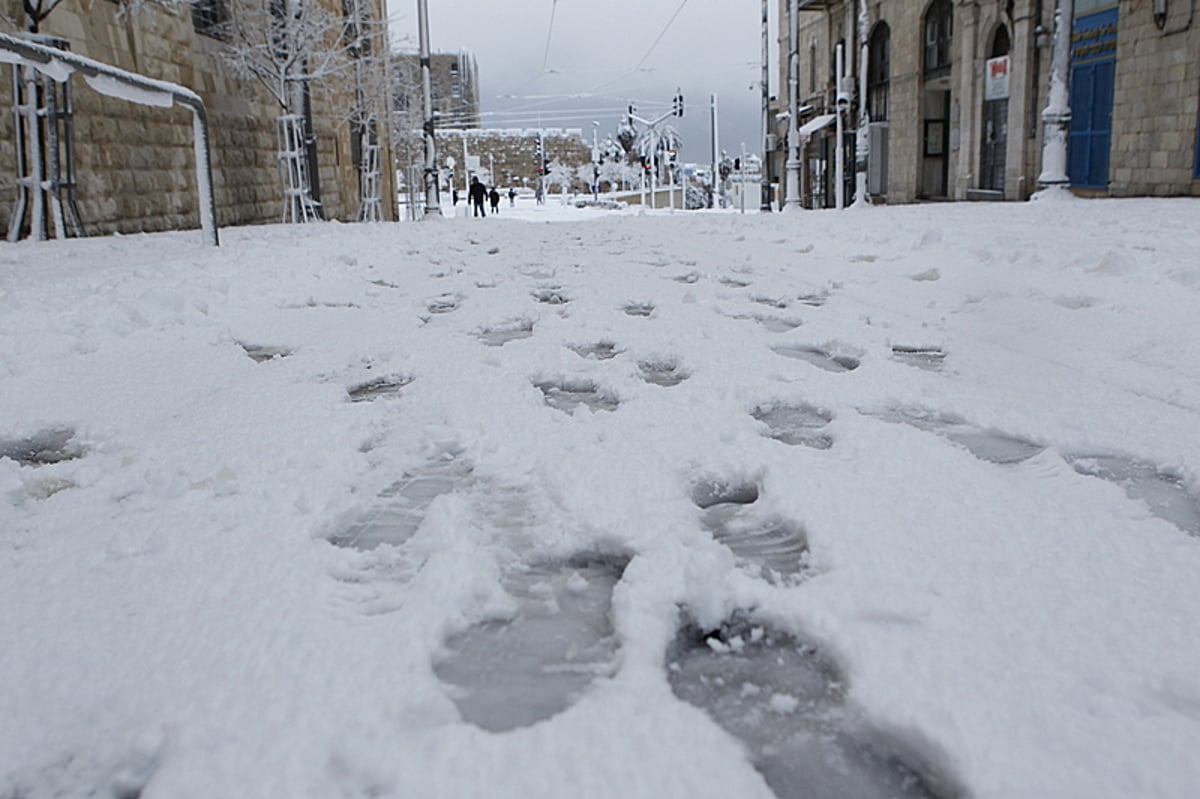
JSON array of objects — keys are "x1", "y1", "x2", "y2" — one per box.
[
  {"x1": 868, "y1": 22, "x2": 890, "y2": 121},
  {"x1": 192, "y1": 0, "x2": 228, "y2": 40},
  {"x1": 809, "y1": 42, "x2": 817, "y2": 95},
  {"x1": 923, "y1": 0, "x2": 953, "y2": 78}
]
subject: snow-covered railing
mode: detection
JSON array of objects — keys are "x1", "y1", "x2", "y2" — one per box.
[{"x1": 0, "y1": 32, "x2": 220, "y2": 246}]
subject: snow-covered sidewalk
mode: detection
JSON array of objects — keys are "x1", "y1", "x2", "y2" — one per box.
[{"x1": 2, "y1": 199, "x2": 1199, "y2": 799}]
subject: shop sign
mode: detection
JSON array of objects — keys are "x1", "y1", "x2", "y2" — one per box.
[{"x1": 984, "y1": 55, "x2": 1010, "y2": 101}]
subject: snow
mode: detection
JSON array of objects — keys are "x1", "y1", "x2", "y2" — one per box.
[{"x1": 2, "y1": 196, "x2": 1200, "y2": 799}]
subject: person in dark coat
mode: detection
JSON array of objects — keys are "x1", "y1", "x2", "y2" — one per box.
[
  {"x1": 469, "y1": 177, "x2": 487, "y2": 217},
  {"x1": 488, "y1": 187, "x2": 501, "y2": 214}
]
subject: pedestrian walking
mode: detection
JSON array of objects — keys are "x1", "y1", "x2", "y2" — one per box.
[
  {"x1": 469, "y1": 176, "x2": 487, "y2": 217},
  {"x1": 508, "y1": 187, "x2": 516, "y2": 208},
  {"x1": 488, "y1": 187, "x2": 501, "y2": 215}
]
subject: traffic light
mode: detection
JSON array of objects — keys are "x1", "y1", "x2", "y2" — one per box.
[{"x1": 673, "y1": 89, "x2": 684, "y2": 118}]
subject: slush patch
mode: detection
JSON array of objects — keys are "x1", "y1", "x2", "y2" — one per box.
[
  {"x1": 1067, "y1": 454, "x2": 1200, "y2": 536},
  {"x1": 796, "y1": 292, "x2": 829, "y2": 307},
  {"x1": 668, "y1": 615, "x2": 954, "y2": 799},
  {"x1": 0, "y1": 427, "x2": 83, "y2": 466},
  {"x1": 752, "y1": 296, "x2": 791, "y2": 310},
  {"x1": 752, "y1": 403, "x2": 834, "y2": 449},
  {"x1": 435, "y1": 555, "x2": 628, "y2": 732},
  {"x1": 772, "y1": 344, "x2": 861, "y2": 373},
  {"x1": 536, "y1": 379, "x2": 620, "y2": 413}
]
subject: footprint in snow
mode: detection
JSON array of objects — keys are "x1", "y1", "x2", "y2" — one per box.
[
  {"x1": 668, "y1": 613, "x2": 958, "y2": 799},
  {"x1": 435, "y1": 554, "x2": 628, "y2": 732}
]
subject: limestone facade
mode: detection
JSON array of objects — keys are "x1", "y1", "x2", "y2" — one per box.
[
  {"x1": 1, "y1": 0, "x2": 396, "y2": 238},
  {"x1": 777, "y1": 0, "x2": 1199, "y2": 204},
  {"x1": 393, "y1": 51, "x2": 481, "y2": 129}
]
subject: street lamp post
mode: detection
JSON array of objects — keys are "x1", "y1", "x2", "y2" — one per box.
[
  {"x1": 417, "y1": 0, "x2": 440, "y2": 217},
  {"x1": 784, "y1": 0, "x2": 802, "y2": 210},
  {"x1": 851, "y1": 0, "x2": 871, "y2": 208},
  {"x1": 1037, "y1": 0, "x2": 1074, "y2": 192},
  {"x1": 760, "y1": 0, "x2": 772, "y2": 211}
]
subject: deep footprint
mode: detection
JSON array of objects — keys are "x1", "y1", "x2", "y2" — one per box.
[
  {"x1": 892, "y1": 346, "x2": 946, "y2": 371},
  {"x1": 569, "y1": 341, "x2": 622, "y2": 361},
  {"x1": 875, "y1": 408, "x2": 1044, "y2": 465},
  {"x1": 667, "y1": 616, "x2": 953, "y2": 799},
  {"x1": 624, "y1": 302, "x2": 655, "y2": 317},
  {"x1": 0, "y1": 427, "x2": 83, "y2": 466},
  {"x1": 478, "y1": 319, "x2": 534, "y2": 346},
  {"x1": 240, "y1": 343, "x2": 291, "y2": 362},
  {"x1": 691, "y1": 479, "x2": 808, "y2": 579},
  {"x1": 752, "y1": 403, "x2": 834, "y2": 449},
  {"x1": 638, "y1": 359, "x2": 689, "y2": 387},
  {"x1": 536, "y1": 379, "x2": 620, "y2": 413},
  {"x1": 1066, "y1": 454, "x2": 1200, "y2": 536},
  {"x1": 435, "y1": 555, "x2": 628, "y2": 732},
  {"x1": 328, "y1": 457, "x2": 470, "y2": 549},
  {"x1": 347, "y1": 375, "x2": 412, "y2": 402},
  {"x1": 772, "y1": 344, "x2": 860, "y2": 372}
]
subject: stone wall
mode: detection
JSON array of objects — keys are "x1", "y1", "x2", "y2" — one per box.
[
  {"x1": 0, "y1": 0, "x2": 396, "y2": 239},
  {"x1": 1108, "y1": 2, "x2": 1200, "y2": 196}
]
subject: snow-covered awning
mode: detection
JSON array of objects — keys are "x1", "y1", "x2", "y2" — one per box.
[{"x1": 798, "y1": 114, "x2": 837, "y2": 137}]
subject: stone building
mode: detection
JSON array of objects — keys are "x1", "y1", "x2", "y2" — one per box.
[
  {"x1": 393, "y1": 51, "x2": 480, "y2": 129},
  {"x1": 434, "y1": 128, "x2": 591, "y2": 191},
  {"x1": 1, "y1": 0, "x2": 396, "y2": 239},
  {"x1": 776, "y1": 0, "x2": 1199, "y2": 205}
]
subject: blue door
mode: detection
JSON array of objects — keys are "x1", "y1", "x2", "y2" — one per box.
[{"x1": 1069, "y1": 9, "x2": 1118, "y2": 189}]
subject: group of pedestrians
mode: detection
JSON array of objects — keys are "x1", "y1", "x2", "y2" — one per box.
[{"x1": 466, "y1": 177, "x2": 517, "y2": 218}]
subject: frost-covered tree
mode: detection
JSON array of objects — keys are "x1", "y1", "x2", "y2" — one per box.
[
  {"x1": 598, "y1": 158, "x2": 629, "y2": 192},
  {"x1": 216, "y1": 0, "x2": 361, "y2": 222},
  {"x1": 327, "y1": 0, "x2": 392, "y2": 221},
  {"x1": 547, "y1": 161, "x2": 574, "y2": 201},
  {"x1": 19, "y1": 0, "x2": 182, "y2": 32}
]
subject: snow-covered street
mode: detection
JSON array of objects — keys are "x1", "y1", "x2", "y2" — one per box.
[{"x1": 2, "y1": 198, "x2": 1199, "y2": 799}]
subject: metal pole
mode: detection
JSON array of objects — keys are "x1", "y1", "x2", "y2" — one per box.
[
  {"x1": 417, "y1": 0, "x2": 441, "y2": 217},
  {"x1": 834, "y1": 42, "x2": 845, "y2": 210},
  {"x1": 760, "y1": 0, "x2": 772, "y2": 211},
  {"x1": 852, "y1": 0, "x2": 871, "y2": 208},
  {"x1": 1037, "y1": 0, "x2": 1074, "y2": 191},
  {"x1": 710, "y1": 93, "x2": 719, "y2": 208},
  {"x1": 650, "y1": 125, "x2": 657, "y2": 209},
  {"x1": 784, "y1": 0, "x2": 802, "y2": 210}
]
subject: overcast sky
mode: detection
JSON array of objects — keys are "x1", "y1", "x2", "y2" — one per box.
[{"x1": 386, "y1": 0, "x2": 779, "y2": 163}]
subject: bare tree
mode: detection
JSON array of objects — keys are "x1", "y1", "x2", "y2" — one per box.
[{"x1": 217, "y1": 0, "x2": 359, "y2": 222}]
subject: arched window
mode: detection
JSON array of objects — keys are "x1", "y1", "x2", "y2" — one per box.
[
  {"x1": 868, "y1": 22, "x2": 890, "y2": 121},
  {"x1": 923, "y1": 0, "x2": 954, "y2": 78},
  {"x1": 990, "y1": 25, "x2": 1011, "y2": 58}
]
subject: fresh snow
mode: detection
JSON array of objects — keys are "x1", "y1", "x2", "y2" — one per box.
[{"x1": 2, "y1": 197, "x2": 1199, "y2": 799}]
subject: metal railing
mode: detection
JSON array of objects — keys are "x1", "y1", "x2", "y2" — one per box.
[{"x1": 0, "y1": 31, "x2": 219, "y2": 246}]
